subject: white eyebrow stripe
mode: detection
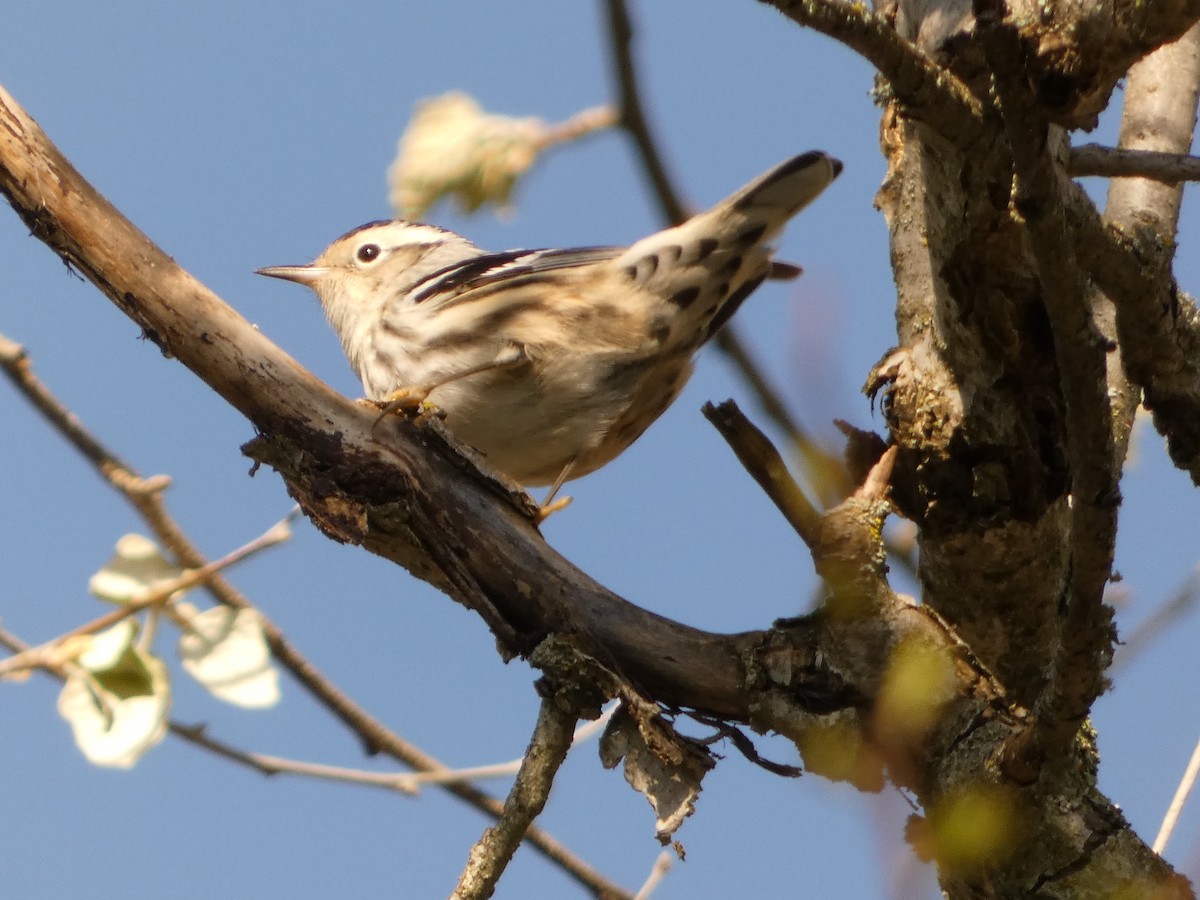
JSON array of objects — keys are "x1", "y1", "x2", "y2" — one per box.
[{"x1": 333, "y1": 220, "x2": 456, "y2": 247}]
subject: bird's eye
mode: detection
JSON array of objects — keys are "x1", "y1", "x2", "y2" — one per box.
[{"x1": 356, "y1": 244, "x2": 381, "y2": 263}]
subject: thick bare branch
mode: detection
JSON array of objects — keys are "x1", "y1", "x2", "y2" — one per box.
[
  {"x1": 1062, "y1": 24, "x2": 1200, "y2": 485},
  {"x1": 975, "y1": 0, "x2": 1118, "y2": 766},
  {"x1": 1106, "y1": 22, "x2": 1200, "y2": 240},
  {"x1": 0, "y1": 77, "x2": 883, "y2": 736},
  {"x1": 860, "y1": 1, "x2": 1195, "y2": 891},
  {"x1": 1000, "y1": 0, "x2": 1200, "y2": 128},
  {"x1": 1106, "y1": 24, "x2": 1200, "y2": 485}
]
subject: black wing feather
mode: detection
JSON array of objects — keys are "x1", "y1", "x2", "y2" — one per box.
[{"x1": 409, "y1": 246, "x2": 622, "y2": 305}]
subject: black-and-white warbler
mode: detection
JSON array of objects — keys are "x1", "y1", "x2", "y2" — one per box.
[{"x1": 258, "y1": 151, "x2": 841, "y2": 511}]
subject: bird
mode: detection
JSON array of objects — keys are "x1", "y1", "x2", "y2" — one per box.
[{"x1": 258, "y1": 151, "x2": 841, "y2": 515}]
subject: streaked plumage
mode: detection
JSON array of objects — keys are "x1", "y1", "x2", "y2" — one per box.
[{"x1": 258, "y1": 151, "x2": 841, "y2": 495}]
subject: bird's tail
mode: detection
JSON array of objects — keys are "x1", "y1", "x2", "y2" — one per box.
[
  {"x1": 613, "y1": 151, "x2": 841, "y2": 345},
  {"x1": 717, "y1": 151, "x2": 842, "y2": 229}
]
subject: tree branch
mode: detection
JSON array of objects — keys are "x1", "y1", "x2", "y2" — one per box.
[
  {"x1": 1107, "y1": 21, "x2": 1200, "y2": 480},
  {"x1": 1106, "y1": 22, "x2": 1200, "y2": 242},
  {"x1": 0, "y1": 64, "x2": 913, "y2": 759},
  {"x1": 452, "y1": 686, "x2": 583, "y2": 900},
  {"x1": 759, "y1": 0, "x2": 984, "y2": 140},
  {"x1": 1064, "y1": 23, "x2": 1200, "y2": 486},
  {"x1": 0, "y1": 72, "x2": 874, "y2": 749},
  {"x1": 1071, "y1": 145, "x2": 1200, "y2": 183},
  {"x1": 974, "y1": 0, "x2": 1118, "y2": 768},
  {"x1": 702, "y1": 400, "x2": 824, "y2": 546},
  {"x1": 864, "y1": 1, "x2": 1191, "y2": 892},
  {"x1": 996, "y1": 0, "x2": 1200, "y2": 128}
]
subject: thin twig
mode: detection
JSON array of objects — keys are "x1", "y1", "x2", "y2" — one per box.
[
  {"x1": 1071, "y1": 145, "x2": 1200, "y2": 183},
  {"x1": 0, "y1": 512, "x2": 295, "y2": 678},
  {"x1": 0, "y1": 332, "x2": 630, "y2": 900},
  {"x1": 535, "y1": 105, "x2": 620, "y2": 150},
  {"x1": 2, "y1": 619, "x2": 609, "y2": 821},
  {"x1": 1112, "y1": 564, "x2": 1200, "y2": 671},
  {"x1": 168, "y1": 723, "x2": 417, "y2": 795},
  {"x1": 395, "y1": 704, "x2": 616, "y2": 790},
  {"x1": 632, "y1": 852, "x2": 673, "y2": 900},
  {"x1": 1154, "y1": 734, "x2": 1200, "y2": 855},
  {"x1": 451, "y1": 695, "x2": 579, "y2": 900},
  {"x1": 602, "y1": 0, "x2": 687, "y2": 224},
  {"x1": 715, "y1": 329, "x2": 853, "y2": 503}
]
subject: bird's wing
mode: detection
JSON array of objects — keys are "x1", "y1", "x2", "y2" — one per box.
[{"x1": 408, "y1": 246, "x2": 623, "y2": 306}]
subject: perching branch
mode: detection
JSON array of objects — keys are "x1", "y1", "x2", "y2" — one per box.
[
  {"x1": 0, "y1": 68, "x2": 944, "y2": 846},
  {"x1": 857, "y1": 1, "x2": 1195, "y2": 893}
]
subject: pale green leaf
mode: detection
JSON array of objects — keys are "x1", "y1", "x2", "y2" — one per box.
[
  {"x1": 89, "y1": 534, "x2": 186, "y2": 605},
  {"x1": 178, "y1": 603, "x2": 280, "y2": 709},
  {"x1": 57, "y1": 622, "x2": 170, "y2": 768}
]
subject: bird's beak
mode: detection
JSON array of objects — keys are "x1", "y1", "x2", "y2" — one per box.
[{"x1": 255, "y1": 264, "x2": 330, "y2": 285}]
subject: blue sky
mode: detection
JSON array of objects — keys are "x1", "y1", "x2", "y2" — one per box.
[{"x1": 1, "y1": 3, "x2": 1198, "y2": 897}]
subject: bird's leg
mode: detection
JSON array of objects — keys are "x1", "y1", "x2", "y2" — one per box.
[
  {"x1": 370, "y1": 344, "x2": 527, "y2": 426},
  {"x1": 535, "y1": 458, "x2": 577, "y2": 522}
]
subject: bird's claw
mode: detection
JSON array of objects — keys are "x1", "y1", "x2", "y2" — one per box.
[
  {"x1": 364, "y1": 388, "x2": 437, "y2": 430},
  {"x1": 535, "y1": 494, "x2": 573, "y2": 523}
]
